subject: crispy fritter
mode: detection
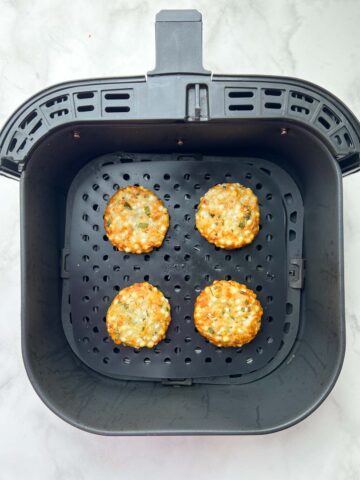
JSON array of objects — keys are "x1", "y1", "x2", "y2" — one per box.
[
  {"x1": 104, "y1": 185, "x2": 169, "y2": 254},
  {"x1": 194, "y1": 280, "x2": 262, "y2": 347},
  {"x1": 195, "y1": 183, "x2": 260, "y2": 249},
  {"x1": 106, "y1": 282, "x2": 171, "y2": 348}
]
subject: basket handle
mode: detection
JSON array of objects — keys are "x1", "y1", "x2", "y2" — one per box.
[{"x1": 148, "y1": 10, "x2": 211, "y2": 76}]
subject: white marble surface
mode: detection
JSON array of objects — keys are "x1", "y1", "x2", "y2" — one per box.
[{"x1": 1, "y1": 0, "x2": 360, "y2": 478}]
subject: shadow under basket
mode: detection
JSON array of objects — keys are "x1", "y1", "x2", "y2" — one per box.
[{"x1": 1, "y1": 10, "x2": 359, "y2": 434}]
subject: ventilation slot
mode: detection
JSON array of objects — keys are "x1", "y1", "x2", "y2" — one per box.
[
  {"x1": 229, "y1": 105, "x2": 254, "y2": 111},
  {"x1": 104, "y1": 93, "x2": 130, "y2": 100},
  {"x1": 20, "y1": 110, "x2": 38, "y2": 130},
  {"x1": 264, "y1": 89, "x2": 282, "y2": 96},
  {"x1": 45, "y1": 95, "x2": 68, "y2": 108},
  {"x1": 316, "y1": 105, "x2": 341, "y2": 131},
  {"x1": 77, "y1": 105, "x2": 95, "y2": 112},
  {"x1": 290, "y1": 91, "x2": 314, "y2": 103},
  {"x1": 226, "y1": 89, "x2": 256, "y2": 114},
  {"x1": 102, "y1": 90, "x2": 132, "y2": 116},
  {"x1": 330, "y1": 126, "x2": 354, "y2": 150},
  {"x1": 50, "y1": 109, "x2": 69, "y2": 119},
  {"x1": 77, "y1": 92, "x2": 95, "y2": 100},
  {"x1": 228, "y1": 91, "x2": 254, "y2": 98},
  {"x1": 42, "y1": 94, "x2": 71, "y2": 123},
  {"x1": 289, "y1": 90, "x2": 318, "y2": 118},
  {"x1": 74, "y1": 91, "x2": 98, "y2": 116},
  {"x1": 265, "y1": 102, "x2": 281, "y2": 109},
  {"x1": 291, "y1": 105, "x2": 310, "y2": 115}
]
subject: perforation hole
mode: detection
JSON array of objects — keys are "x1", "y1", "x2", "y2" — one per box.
[
  {"x1": 266, "y1": 213, "x2": 273, "y2": 222},
  {"x1": 92, "y1": 245, "x2": 99, "y2": 252},
  {"x1": 154, "y1": 184, "x2": 160, "y2": 191},
  {"x1": 164, "y1": 358, "x2": 171, "y2": 364},
  {"x1": 256, "y1": 244, "x2": 262, "y2": 251},
  {"x1": 184, "y1": 173, "x2": 190, "y2": 181},
  {"x1": 185, "y1": 357, "x2": 192, "y2": 365},
  {"x1": 226, "y1": 357, "x2": 232, "y2": 364},
  {"x1": 174, "y1": 184, "x2": 180, "y2": 191},
  {"x1": 92, "y1": 204, "x2": 99, "y2": 212},
  {"x1": 245, "y1": 254, "x2": 252, "y2": 262},
  {"x1": 184, "y1": 254, "x2": 191, "y2": 261},
  {"x1": 174, "y1": 347, "x2": 181, "y2": 355},
  {"x1": 184, "y1": 275, "x2": 191, "y2": 282},
  {"x1": 174, "y1": 245, "x2": 181, "y2": 252},
  {"x1": 164, "y1": 274, "x2": 171, "y2": 282},
  {"x1": 245, "y1": 275, "x2": 252, "y2": 283},
  {"x1": 205, "y1": 357, "x2": 212, "y2": 363},
  {"x1": 267, "y1": 295, "x2": 273, "y2": 304},
  {"x1": 245, "y1": 173, "x2": 252, "y2": 179},
  {"x1": 184, "y1": 336, "x2": 191, "y2": 343},
  {"x1": 174, "y1": 285, "x2": 181, "y2": 293},
  {"x1": 256, "y1": 347, "x2": 263, "y2": 355},
  {"x1": 144, "y1": 358, "x2": 151, "y2": 365},
  {"x1": 266, "y1": 254, "x2": 273, "y2": 262},
  {"x1": 289, "y1": 230, "x2": 296, "y2": 241},
  {"x1": 164, "y1": 193, "x2": 170, "y2": 201},
  {"x1": 184, "y1": 315, "x2": 191, "y2": 324},
  {"x1": 283, "y1": 322, "x2": 290, "y2": 334},
  {"x1": 266, "y1": 193, "x2": 273, "y2": 201},
  {"x1": 286, "y1": 302, "x2": 293, "y2": 314},
  {"x1": 204, "y1": 173, "x2": 211, "y2": 180},
  {"x1": 225, "y1": 255, "x2": 231, "y2": 261},
  {"x1": 93, "y1": 224, "x2": 99, "y2": 231},
  {"x1": 266, "y1": 234, "x2": 273, "y2": 242},
  {"x1": 256, "y1": 183, "x2": 262, "y2": 190},
  {"x1": 256, "y1": 285, "x2": 262, "y2": 292},
  {"x1": 143, "y1": 275, "x2": 149, "y2": 281},
  {"x1": 122, "y1": 173, "x2": 130, "y2": 181},
  {"x1": 290, "y1": 211, "x2": 297, "y2": 223},
  {"x1": 284, "y1": 193, "x2": 293, "y2": 205},
  {"x1": 267, "y1": 336, "x2": 274, "y2": 344}
]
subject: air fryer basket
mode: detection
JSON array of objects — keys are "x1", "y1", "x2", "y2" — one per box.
[{"x1": 1, "y1": 10, "x2": 359, "y2": 434}]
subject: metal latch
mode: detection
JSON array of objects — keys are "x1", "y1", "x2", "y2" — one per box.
[
  {"x1": 162, "y1": 378, "x2": 193, "y2": 386},
  {"x1": 288, "y1": 258, "x2": 305, "y2": 289}
]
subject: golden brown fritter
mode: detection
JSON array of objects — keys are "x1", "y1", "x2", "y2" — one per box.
[
  {"x1": 106, "y1": 282, "x2": 171, "y2": 349},
  {"x1": 194, "y1": 280, "x2": 263, "y2": 347},
  {"x1": 195, "y1": 183, "x2": 260, "y2": 249},
  {"x1": 104, "y1": 185, "x2": 169, "y2": 254}
]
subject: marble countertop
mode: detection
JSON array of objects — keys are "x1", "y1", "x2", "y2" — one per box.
[{"x1": 1, "y1": 1, "x2": 360, "y2": 478}]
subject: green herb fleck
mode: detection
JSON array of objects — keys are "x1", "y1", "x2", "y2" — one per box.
[
  {"x1": 144, "y1": 206, "x2": 151, "y2": 217},
  {"x1": 208, "y1": 327, "x2": 215, "y2": 334},
  {"x1": 124, "y1": 202, "x2": 132, "y2": 210},
  {"x1": 137, "y1": 222, "x2": 148, "y2": 229},
  {"x1": 106, "y1": 219, "x2": 111, "y2": 227},
  {"x1": 239, "y1": 221, "x2": 245, "y2": 228}
]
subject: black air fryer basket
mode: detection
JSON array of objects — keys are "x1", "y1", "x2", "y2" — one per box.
[{"x1": 1, "y1": 10, "x2": 359, "y2": 435}]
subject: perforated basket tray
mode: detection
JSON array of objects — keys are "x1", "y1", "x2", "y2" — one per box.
[{"x1": 62, "y1": 153, "x2": 303, "y2": 384}]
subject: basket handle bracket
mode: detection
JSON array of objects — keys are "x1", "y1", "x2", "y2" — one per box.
[{"x1": 148, "y1": 10, "x2": 211, "y2": 77}]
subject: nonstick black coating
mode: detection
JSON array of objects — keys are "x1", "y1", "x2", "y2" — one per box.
[{"x1": 62, "y1": 153, "x2": 303, "y2": 382}]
